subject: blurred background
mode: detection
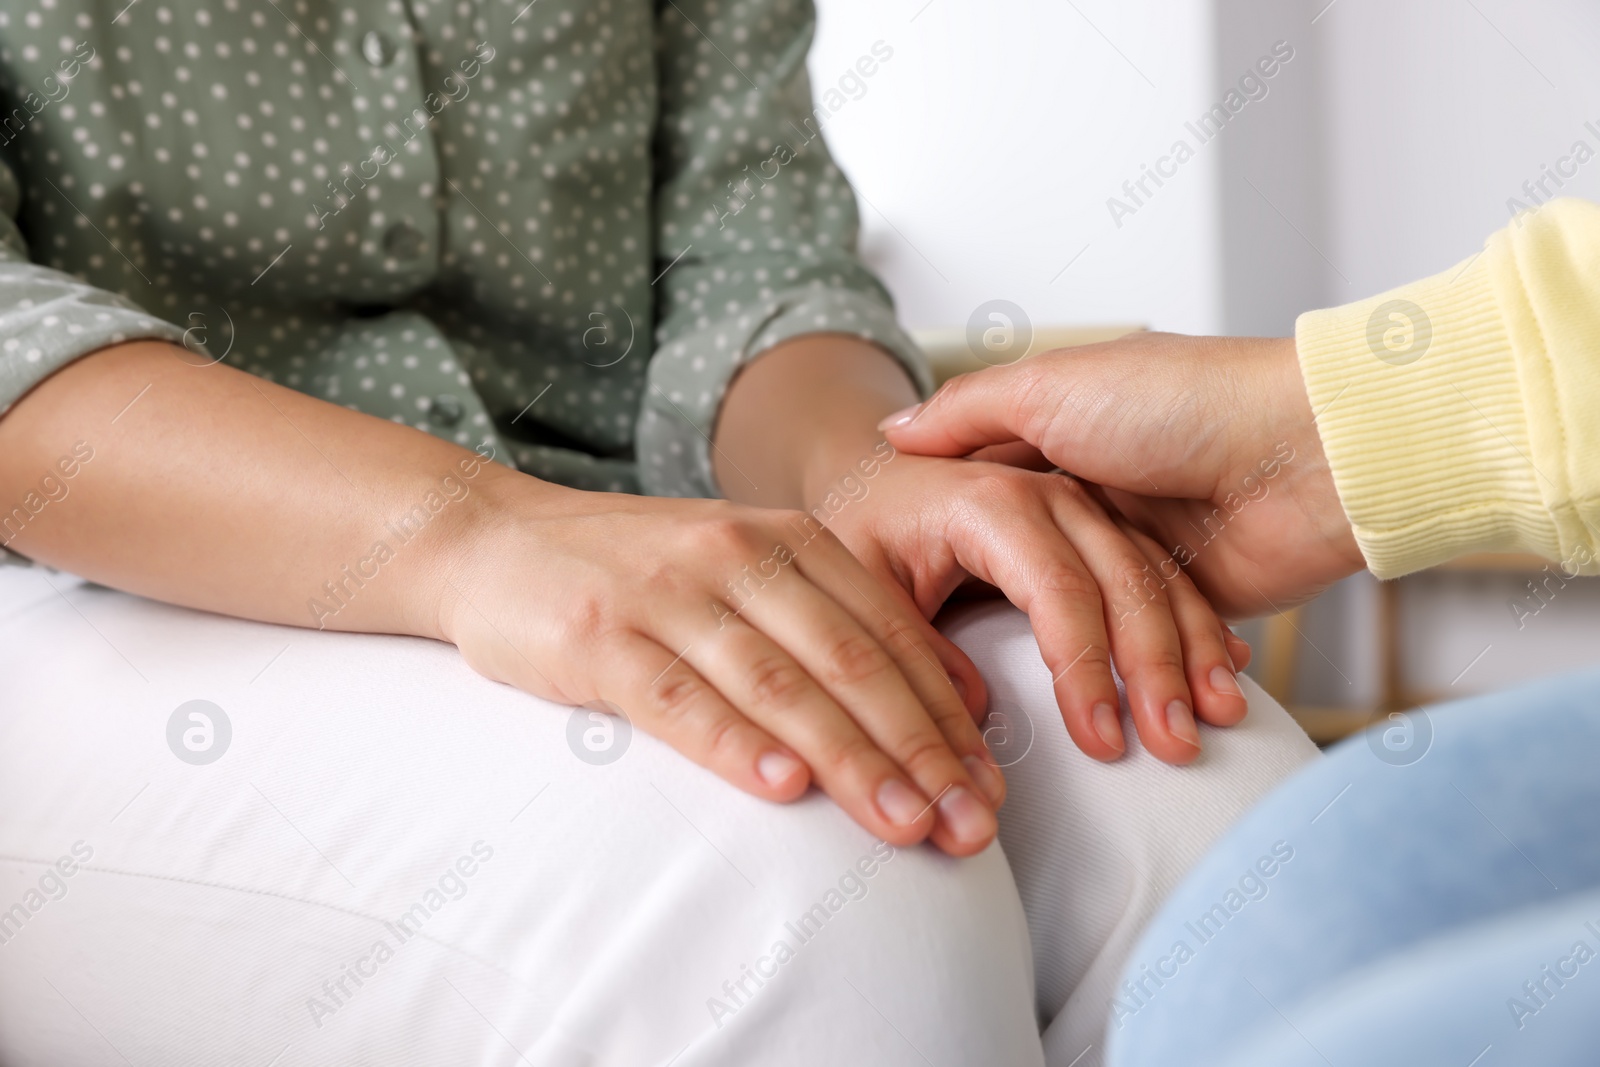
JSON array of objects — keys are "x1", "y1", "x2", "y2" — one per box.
[{"x1": 807, "y1": 0, "x2": 1600, "y2": 737}]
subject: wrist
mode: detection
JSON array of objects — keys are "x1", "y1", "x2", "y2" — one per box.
[
  {"x1": 715, "y1": 333, "x2": 919, "y2": 510},
  {"x1": 1265, "y1": 335, "x2": 1364, "y2": 576},
  {"x1": 798, "y1": 425, "x2": 894, "y2": 508},
  {"x1": 428, "y1": 459, "x2": 574, "y2": 646}
]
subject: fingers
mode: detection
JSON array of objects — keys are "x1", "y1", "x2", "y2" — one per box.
[
  {"x1": 1036, "y1": 483, "x2": 1209, "y2": 767},
  {"x1": 883, "y1": 338, "x2": 1231, "y2": 502},
  {"x1": 876, "y1": 363, "x2": 1039, "y2": 458},
  {"x1": 794, "y1": 539, "x2": 1000, "y2": 802},
  {"x1": 967, "y1": 440, "x2": 1058, "y2": 471},
  {"x1": 926, "y1": 626, "x2": 990, "y2": 722},
  {"x1": 611, "y1": 629, "x2": 810, "y2": 803},
  {"x1": 1119, "y1": 523, "x2": 1248, "y2": 729},
  {"x1": 802, "y1": 529, "x2": 990, "y2": 724},
  {"x1": 936, "y1": 480, "x2": 1127, "y2": 764},
  {"x1": 941, "y1": 470, "x2": 1216, "y2": 765},
  {"x1": 734, "y1": 565, "x2": 1000, "y2": 856},
  {"x1": 1035, "y1": 481, "x2": 1205, "y2": 765},
  {"x1": 687, "y1": 617, "x2": 941, "y2": 846},
  {"x1": 1226, "y1": 630, "x2": 1254, "y2": 671}
]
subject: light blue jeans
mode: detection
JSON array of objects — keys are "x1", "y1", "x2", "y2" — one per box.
[{"x1": 1107, "y1": 667, "x2": 1600, "y2": 1067}]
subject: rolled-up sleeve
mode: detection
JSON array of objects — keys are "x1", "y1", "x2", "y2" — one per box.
[
  {"x1": 0, "y1": 156, "x2": 186, "y2": 418},
  {"x1": 0, "y1": 154, "x2": 186, "y2": 563},
  {"x1": 637, "y1": 0, "x2": 930, "y2": 498}
]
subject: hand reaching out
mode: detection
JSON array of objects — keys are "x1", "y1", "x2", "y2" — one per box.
[{"x1": 880, "y1": 333, "x2": 1365, "y2": 618}]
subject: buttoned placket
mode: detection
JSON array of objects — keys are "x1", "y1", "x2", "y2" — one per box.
[{"x1": 346, "y1": 5, "x2": 439, "y2": 283}]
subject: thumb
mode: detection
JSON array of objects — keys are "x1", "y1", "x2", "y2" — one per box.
[
  {"x1": 878, "y1": 364, "x2": 1040, "y2": 458},
  {"x1": 880, "y1": 359, "x2": 1163, "y2": 493},
  {"x1": 883, "y1": 345, "x2": 1225, "y2": 500}
]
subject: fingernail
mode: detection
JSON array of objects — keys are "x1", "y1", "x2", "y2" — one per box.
[
  {"x1": 1093, "y1": 702, "x2": 1125, "y2": 752},
  {"x1": 1166, "y1": 700, "x2": 1201, "y2": 748},
  {"x1": 937, "y1": 785, "x2": 997, "y2": 846},
  {"x1": 877, "y1": 778, "x2": 929, "y2": 827},
  {"x1": 1209, "y1": 665, "x2": 1243, "y2": 698},
  {"x1": 876, "y1": 403, "x2": 921, "y2": 431},
  {"x1": 963, "y1": 754, "x2": 1005, "y2": 807},
  {"x1": 757, "y1": 751, "x2": 803, "y2": 788}
]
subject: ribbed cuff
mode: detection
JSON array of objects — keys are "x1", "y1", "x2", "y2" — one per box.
[{"x1": 1294, "y1": 242, "x2": 1558, "y2": 578}]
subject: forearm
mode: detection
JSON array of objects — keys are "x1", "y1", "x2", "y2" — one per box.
[
  {"x1": 0, "y1": 341, "x2": 543, "y2": 638},
  {"x1": 713, "y1": 334, "x2": 920, "y2": 509}
]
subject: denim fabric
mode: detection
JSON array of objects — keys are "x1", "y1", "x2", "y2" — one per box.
[{"x1": 1108, "y1": 667, "x2": 1600, "y2": 1067}]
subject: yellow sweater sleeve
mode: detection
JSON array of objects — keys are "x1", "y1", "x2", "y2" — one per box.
[{"x1": 1295, "y1": 197, "x2": 1600, "y2": 578}]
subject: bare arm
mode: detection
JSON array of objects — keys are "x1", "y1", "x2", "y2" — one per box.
[
  {"x1": 712, "y1": 333, "x2": 919, "y2": 512},
  {"x1": 0, "y1": 340, "x2": 513, "y2": 638},
  {"x1": 0, "y1": 339, "x2": 1006, "y2": 856}
]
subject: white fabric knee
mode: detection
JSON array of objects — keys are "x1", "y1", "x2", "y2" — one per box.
[
  {"x1": 0, "y1": 573, "x2": 1315, "y2": 1066},
  {"x1": 0, "y1": 572, "x2": 1043, "y2": 1066},
  {"x1": 944, "y1": 601, "x2": 1320, "y2": 1067}
]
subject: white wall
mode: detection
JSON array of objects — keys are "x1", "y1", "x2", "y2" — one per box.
[
  {"x1": 1318, "y1": 0, "x2": 1600, "y2": 300},
  {"x1": 809, "y1": 0, "x2": 1225, "y2": 335},
  {"x1": 1213, "y1": 0, "x2": 1329, "y2": 336}
]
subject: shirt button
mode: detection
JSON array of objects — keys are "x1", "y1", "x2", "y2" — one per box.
[
  {"x1": 383, "y1": 222, "x2": 426, "y2": 260},
  {"x1": 428, "y1": 394, "x2": 464, "y2": 428},
  {"x1": 361, "y1": 30, "x2": 396, "y2": 68}
]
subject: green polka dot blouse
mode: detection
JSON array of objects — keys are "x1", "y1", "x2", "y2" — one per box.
[{"x1": 0, "y1": 0, "x2": 928, "y2": 514}]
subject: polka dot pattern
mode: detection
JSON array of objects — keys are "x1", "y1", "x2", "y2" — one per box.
[{"x1": 0, "y1": 0, "x2": 929, "y2": 505}]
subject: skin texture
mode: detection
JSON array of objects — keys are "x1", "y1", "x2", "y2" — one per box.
[
  {"x1": 0, "y1": 332, "x2": 1250, "y2": 858},
  {"x1": 879, "y1": 332, "x2": 1368, "y2": 618},
  {"x1": 0, "y1": 340, "x2": 1002, "y2": 854},
  {"x1": 715, "y1": 334, "x2": 1253, "y2": 767}
]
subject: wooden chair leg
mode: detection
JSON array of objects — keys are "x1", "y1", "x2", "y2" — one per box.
[
  {"x1": 1260, "y1": 605, "x2": 1304, "y2": 706},
  {"x1": 1379, "y1": 577, "x2": 1402, "y2": 709}
]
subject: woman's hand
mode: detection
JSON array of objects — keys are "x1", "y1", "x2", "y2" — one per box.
[
  {"x1": 0, "y1": 342, "x2": 999, "y2": 858},
  {"x1": 880, "y1": 334, "x2": 1366, "y2": 617},
  {"x1": 712, "y1": 332, "x2": 1255, "y2": 768},
  {"x1": 819, "y1": 451, "x2": 1252, "y2": 765},
  {"x1": 440, "y1": 481, "x2": 1005, "y2": 856}
]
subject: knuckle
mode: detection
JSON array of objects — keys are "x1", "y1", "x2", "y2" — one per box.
[
  {"x1": 820, "y1": 733, "x2": 883, "y2": 777},
  {"x1": 564, "y1": 594, "x2": 611, "y2": 643},
  {"x1": 973, "y1": 468, "x2": 1036, "y2": 508},
  {"x1": 891, "y1": 732, "x2": 957, "y2": 779},
  {"x1": 1151, "y1": 552, "x2": 1192, "y2": 590},
  {"x1": 696, "y1": 515, "x2": 758, "y2": 555},
  {"x1": 1049, "y1": 472, "x2": 1090, "y2": 504},
  {"x1": 819, "y1": 632, "x2": 893, "y2": 688},
  {"x1": 652, "y1": 669, "x2": 706, "y2": 724},
  {"x1": 1011, "y1": 368, "x2": 1061, "y2": 442},
  {"x1": 1143, "y1": 646, "x2": 1189, "y2": 677},
  {"x1": 1039, "y1": 565, "x2": 1102, "y2": 606},
  {"x1": 746, "y1": 655, "x2": 811, "y2": 708},
  {"x1": 1110, "y1": 560, "x2": 1169, "y2": 609},
  {"x1": 1053, "y1": 643, "x2": 1112, "y2": 680},
  {"x1": 933, "y1": 699, "x2": 981, "y2": 741},
  {"x1": 698, "y1": 712, "x2": 746, "y2": 763}
]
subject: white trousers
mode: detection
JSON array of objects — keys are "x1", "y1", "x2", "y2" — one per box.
[{"x1": 0, "y1": 571, "x2": 1317, "y2": 1066}]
